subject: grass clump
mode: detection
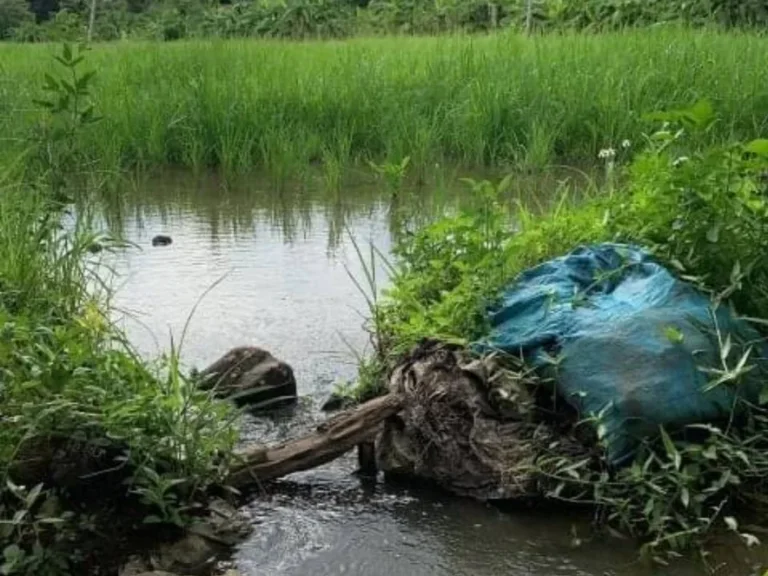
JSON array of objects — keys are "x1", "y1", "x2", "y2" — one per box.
[
  {"x1": 1, "y1": 30, "x2": 768, "y2": 176},
  {"x1": 0, "y1": 45, "x2": 239, "y2": 576},
  {"x1": 369, "y1": 102, "x2": 768, "y2": 559},
  {"x1": 0, "y1": 182, "x2": 239, "y2": 576},
  {"x1": 379, "y1": 100, "x2": 768, "y2": 354}
]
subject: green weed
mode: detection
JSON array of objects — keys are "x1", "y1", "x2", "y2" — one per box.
[
  {"x1": 0, "y1": 30, "x2": 768, "y2": 175},
  {"x1": 370, "y1": 101, "x2": 768, "y2": 557},
  {"x1": 0, "y1": 45, "x2": 239, "y2": 576},
  {"x1": 369, "y1": 156, "x2": 410, "y2": 195},
  {"x1": 378, "y1": 100, "x2": 768, "y2": 354}
]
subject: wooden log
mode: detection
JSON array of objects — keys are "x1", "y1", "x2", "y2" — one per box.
[
  {"x1": 356, "y1": 441, "x2": 377, "y2": 477},
  {"x1": 226, "y1": 394, "x2": 403, "y2": 488}
]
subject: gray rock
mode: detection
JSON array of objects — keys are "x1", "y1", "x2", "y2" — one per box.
[
  {"x1": 152, "y1": 235, "x2": 173, "y2": 246},
  {"x1": 196, "y1": 346, "x2": 297, "y2": 409},
  {"x1": 121, "y1": 500, "x2": 249, "y2": 576},
  {"x1": 188, "y1": 498, "x2": 252, "y2": 546},
  {"x1": 153, "y1": 533, "x2": 220, "y2": 576},
  {"x1": 320, "y1": 392, "x2": 348, "y2": 412},
  {"x1": 133, "y1": 572, "x2": 187, "y2": 576},
  {"x1": 119, "y1": 556, "x2": 152, "y2": 576}
]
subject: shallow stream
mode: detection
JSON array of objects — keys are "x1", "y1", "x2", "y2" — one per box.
[{"x1": 101, "y1": 169, "x2": 763, "y2": 576}]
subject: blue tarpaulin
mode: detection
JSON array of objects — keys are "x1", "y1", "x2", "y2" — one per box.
[{"x1": 475, "y1": 243, "x2": 768, "y2": 465}]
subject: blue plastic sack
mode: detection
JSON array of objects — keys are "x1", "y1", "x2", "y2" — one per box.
[{"x1": 474, "y1": 243, "x2": 768, "y2": 465}]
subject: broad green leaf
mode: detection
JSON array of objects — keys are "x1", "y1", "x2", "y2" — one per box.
[
  {"x1": 75, "y1": 70, "x2": 96, "y2": 92},
  {"x1": 497, "y1": 173, "x2": 514, "y2": 194},
  {"x1": 32, "y1": 99, "x2": 55, "y2": 109},
  {"x1": 745, "y1": 139, "x2": 768, "y2": 157},
  {"x1": 659, "y1": 426, "x2": 681, "y2": 470},
  {"x1": 60, "y1": 80, "x2": 76, "y2": 96},
  {"x1": 685, "y1": 98, "x2": 715, "y2": 129},
  {"x1": 43, "y1": 73, "x2": 59, "y2": 92},
  {"x1": 2, "y1": 544, "x2": 21, "y2": 561},
  {"x1": 25, "y1": 483, "x2": 43, "y2": 507},
  {"x1": 741, "y1": 533, "x2": 760, "y2": 547}
]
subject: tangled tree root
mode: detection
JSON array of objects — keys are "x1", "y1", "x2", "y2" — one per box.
[{"x1": 377, "y1": 340, "x2": 588, "y2": 501}]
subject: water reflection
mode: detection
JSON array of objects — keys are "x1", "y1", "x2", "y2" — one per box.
[{"x1": 100, "y1": 166, "x2": 576, "y2": 381}]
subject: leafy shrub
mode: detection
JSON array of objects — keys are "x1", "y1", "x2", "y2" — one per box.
[
  {"x1": 372, "y1": 102, "x2": 768, "y2": 557},
  {"x1": 0, "y1": 45, "x2": 240, "y2": 576},
  {"x1": 379, "y1": 101, "x2": 768, "y2": 355},
  {"x1": 0, "y1": 0, "x2": 33, "y2": 39},
  {"x1": 8, "y1": 0, "x2": 768, "y2": 41}
]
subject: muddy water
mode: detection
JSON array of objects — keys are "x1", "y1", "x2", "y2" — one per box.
[{"x1": 102, "y1": 170, "x2": 759, "y2": 576}]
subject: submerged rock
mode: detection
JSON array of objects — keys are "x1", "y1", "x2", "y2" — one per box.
[
  {"x1": 119, "y1": 556, "x2": 154, "y2": 576},
  {"x1": 152, "y1": 234, "x2": 173, "y2": 246},
  {"x1": 320, "y1": 391, "x2": 349, "y2": 412},
  {"x1": 196, "y1": 346, "x2": 297, "y2": 410},
  {"x1": 190, "y1": 497, "x2": 252, "y2": 546},
  {"x1": 151, "y1": 499, "x2": 250, "y2": 576},
  {"x1": 153, "y1": 533, "x2": 221, "y2": 576},
  {"x1": 119, "y1": 500, "x2": 248, "y2": 576}
]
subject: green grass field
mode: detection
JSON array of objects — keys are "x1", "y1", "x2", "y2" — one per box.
[{"x1": 1, "y1": 28, "x2": 767, "y2": 174}]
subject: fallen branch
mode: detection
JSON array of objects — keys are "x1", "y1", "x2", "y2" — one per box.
[{"x1": 226, "y1": 393, "x2": 403, "y2": 488}]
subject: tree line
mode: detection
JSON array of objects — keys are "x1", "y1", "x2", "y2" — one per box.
[{"x1": 2, "y1": 0, "x2": 766, "y2": 44}]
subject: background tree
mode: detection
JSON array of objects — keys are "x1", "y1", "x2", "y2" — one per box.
[{"x1": 0, "y1": 0, "x2": 34, "y2": 37}]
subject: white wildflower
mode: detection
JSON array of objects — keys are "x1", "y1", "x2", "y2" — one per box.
[
  {"x1": 621, "y1": 139, "x2": 631, "y2": 149},
  {"x1": 598, "y1": 148, "x2": 616, "y2": 160},
  {"x1": 741, "y1": 533, "x2": 761, "y2": 548}
]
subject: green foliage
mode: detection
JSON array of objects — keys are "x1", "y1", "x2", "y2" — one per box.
[
  {"x1": 0, "y1": 480, "x2": 80, "y2": 576},
  {"x1": 377, "y1": 175, "x2": 610, "y2": 354},
  {"x1": 29, "y1": 42, "x2": 101, "y2": 194},
  {"x1": 0, "y1": 45, "x2": 239, "y2": 576},
  {"x1": 332, "y1": 356, "x2": 387, "y2": 405},
  {"x1": 378, "y1": 99, "x2": 768, "y2": 354},
  {"x1": 610, "y1": 119, "x2": 768, "y2": 323},
  {"x1": 8, "y1": 0, "x2": 768, "y2": 41},
  {"x1": 2, "y1": 30, "x2": 768, "y2": 180},
  {"x1": 368, "y1": 156, "x2": 410, "y2": 195},
  {"x1": 0, "y1": 183, "x2": 238, "y2": 575},
  {"x1": 539, "y1": 413, "x2": 768, "y2": 561},
  {"x1": 374, "y1": 102, "x2": 768, "y2": 556},
  {"x1": 0, "y1": 0, "x2": 33, "y2": 39},
  {"x1": 379, "y1": 177, "x2": 514, "y2": 355},
  {"x1": 540, "y1": 0, "x2": 768, "y2": 29}
]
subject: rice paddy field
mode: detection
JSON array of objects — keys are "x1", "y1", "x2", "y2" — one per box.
[
  {"x1": 3, "y1": 23, "x2": 768, "y2": 576},
  {"x1": 0, "y1": 28, "x2": 767, "y2": 175}
]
